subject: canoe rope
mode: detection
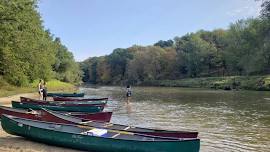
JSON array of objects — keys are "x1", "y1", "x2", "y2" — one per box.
[{"x1": 76, "y1": 125, "x2": 134, "y2": 135}]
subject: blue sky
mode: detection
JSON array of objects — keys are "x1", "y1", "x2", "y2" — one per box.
[{"x1": 38, "y1": 0, "x2": 262, "y2": 61}]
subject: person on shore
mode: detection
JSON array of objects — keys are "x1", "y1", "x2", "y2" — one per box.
[
  {"x1": 126, "y1": 85, "x2": 132, "y2": 104},
  {"x1": 42, "y1": 82, "x2": 48, "y2": 101},
  {"x1": 38, "y1": 80, "x2": 43, "y2": 100}
]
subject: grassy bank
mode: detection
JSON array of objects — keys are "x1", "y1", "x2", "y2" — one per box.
[
  {"x1": 143, "y1": 75, "x2": 270, "y2": 91},
  {"x1": 0, "y1": 79, "x2": 77, "y2": 97}
]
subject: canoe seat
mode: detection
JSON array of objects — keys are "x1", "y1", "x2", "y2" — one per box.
[
  {"x1": 103, "y1": 123, "x2": 113, "y2": 127},
  {"x1": 26, "y1": 111, "x2": 38, "y2": 115},
  {"x1": 79, "y1": 121, "x2": 93, "y2": 124},
  {"x1": 81, "y1": 128, "x2": 107, "y2": 137}
]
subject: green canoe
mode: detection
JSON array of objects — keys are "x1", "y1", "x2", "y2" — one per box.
[
  {"x1": 1, "y1": 115, "x2": 200, "y2": 152},
  {"x1": 47, "y1": 92, "x2": 85, "y2": 97},
  {"x1": 12, "y1": 101, "x2": 104, "y2": 113}
]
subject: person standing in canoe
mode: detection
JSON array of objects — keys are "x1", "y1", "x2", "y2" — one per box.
[
  {"x1": 126, "y1": 85, "x2": 132, "y2": 104},
  {"x1": 42, "y1": 81, "x2": 48, "y2": 101},
  {"x1": 38, "y1": 80, "x2": 43, "y2": 100}
]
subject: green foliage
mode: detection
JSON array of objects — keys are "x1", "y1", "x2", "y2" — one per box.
[
  {"x1": 0, "y1": 0, "x2": 82, "y2": 87},
  {"x1": 31, "y1": 79, "x2": 75, "y2": 91},
  {"x1": 53, "y1": 38, "x2": 82, "y2": 84},
  {"x1": 154, "y1": 40, "x2": 174, "y2": 48},
  {"x1": 108, "y1": 48, "x2": 133, "y2": 83},
  {"x1": 261, "y1": 0, "x2": 270, "y2": 19}
]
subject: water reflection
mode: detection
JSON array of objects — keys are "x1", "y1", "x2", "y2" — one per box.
[{"x1": 81, "y1": 86, "x2": 270, "y2": 152}]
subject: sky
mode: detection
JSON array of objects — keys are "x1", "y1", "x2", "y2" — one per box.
[{"x1": 38, "y1": 0, "x2": 262, "y2": 61}]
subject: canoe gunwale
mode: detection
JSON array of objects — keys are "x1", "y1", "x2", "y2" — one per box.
[
  {"x1": 11, "y1": 101, "x2": 104, "y2": 113},
  {"x1": 53, "y1": 96, "x2": 109, "y2": 102},
  {"x1": 20, "y1": 97, "x2": 107, "y2": 107}
]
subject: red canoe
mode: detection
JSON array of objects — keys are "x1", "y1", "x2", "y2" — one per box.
[
  {"x1": 0, "y1": 106, "x2": 112, "y2": 122},
  {"x1": 66, "y1": 111, "x2": 112, "y2": 122},
  {"x1": 20, "y1": 97, "x2": 107, "y2": 107},
  {"x1": 53, "y1": 96, "x2": 109, "y2": 102}
]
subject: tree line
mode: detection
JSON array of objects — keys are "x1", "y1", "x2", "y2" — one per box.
[
  {"x1": 81, "y1": 1, "x2": 270, "y2": 85},
  {"x1": 0, "y1": 0, "x2": 82, "y2": 86}
]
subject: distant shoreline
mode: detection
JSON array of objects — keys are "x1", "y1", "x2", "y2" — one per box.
[{"x1": 85, "y1": 75, "x2": 270, "y2": 91}]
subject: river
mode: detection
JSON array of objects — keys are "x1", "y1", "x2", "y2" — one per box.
[{"x1": 80, "y1": 86, "x2": 270, "y2": 152}]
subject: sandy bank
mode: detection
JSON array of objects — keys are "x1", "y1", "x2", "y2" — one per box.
[{"x1": 0, "y1": 93, "x2": 38, "y2": 106}]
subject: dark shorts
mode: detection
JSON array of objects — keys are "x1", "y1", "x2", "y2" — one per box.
[{"x1": 126, "y1": 92, "x2": 131, "y2": 97}]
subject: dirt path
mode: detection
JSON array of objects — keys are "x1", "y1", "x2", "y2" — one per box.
[{"x1": 0, "y1": 93, "x2": 82, "y2": 152}]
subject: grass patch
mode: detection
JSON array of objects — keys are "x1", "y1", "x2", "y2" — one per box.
[
  {"x1": 0, "y1": 79, "x2": 76, "y2": 97},
  {"x1": 31, "y1": 79, "x2": 76, "y2": 92}
]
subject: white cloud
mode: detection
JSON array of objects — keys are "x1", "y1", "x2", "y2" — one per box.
[{"x1": 227, "y1": 1, "x2": 262, "y2": 18}]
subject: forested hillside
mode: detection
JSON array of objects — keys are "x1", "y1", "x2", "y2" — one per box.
[
  {"x1": 81, "y1": 1, "x2": 270, "y2": 85},
  {"x1": 0, "y1": 0, "x2": 82, "y2": 86}
]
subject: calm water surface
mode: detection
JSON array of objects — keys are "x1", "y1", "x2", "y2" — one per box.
[{"x1": 80, "y1": 86, "x2": 270, "y2": 152}]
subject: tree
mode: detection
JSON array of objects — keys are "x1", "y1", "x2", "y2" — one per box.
[
  {"x1": 107, "y1": 48, "x2": 133, "y2": 83},
  {"x1": 261, "y1": 0, "x2": 270, "y2": 19},
  {"x1": 0, "y1": 0, "x2": 81, "y2": 86},
  {"x1": 154, "y1": 40, "x2": 174, "y2": 48}
]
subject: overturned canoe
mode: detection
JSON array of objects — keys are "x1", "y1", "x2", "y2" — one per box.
[
  {"x1": 0, "y1": 106, "x2": 112, "y2": 122},
  {"x1": 44, "y1": 109, "x2": 198, "y2": 139},
  {"x1": 47, "y1": 92, "x2": 84, "y2": 97},
  {"x1": 1, "y1": 115, "x2": 200, "y2": 152},
  {"x1": 53, "y1": 96, "x2": 109, "y2": 102},
  {"x1": 20, "y1": 97, "x2": 107, "y2": 106},
  {"x1": 12, "y1": 101, "x2": 104, "y2": 113}
]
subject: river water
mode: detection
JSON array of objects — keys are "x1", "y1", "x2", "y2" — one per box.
[{"x1": 80, "y1": 86, "x2": 270, "y2": 152}]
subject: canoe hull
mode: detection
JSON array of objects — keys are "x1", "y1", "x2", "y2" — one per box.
[
  {"x1": 47, "y1": 93, "x2": 84, "y2": 97},
  {"x1": 12, "y1": 101, "x2": 104, "y2": 113},
  {"x1": 1, "y1": 115, "x2": 200, "y2": 152},
  {"x1": 53, "y1": 96, "x2": 109, "y2": 102}
]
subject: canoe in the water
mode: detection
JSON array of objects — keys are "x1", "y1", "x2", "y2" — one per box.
[
  {"x1": 20, "y1": 97, "x2": 107, "y2": 106},
  {"x1": 47, "y1": 92, "x2": 84, "y2": 97},
  {"x1": 0, "y1": 106, "x2": 112, "y2": 122},
  {"x1": 1, "y1": 115, "x2": 200, "y2": 152},
  {"x1": 12, "y1": 101, "x2": 104, "y2": 113},
  {"x1": 44, "y1": 108, "x2": 198, "y2": 139},
  {"x1": 53, "y1": 96, "x2": 109, "y2": 102}
]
